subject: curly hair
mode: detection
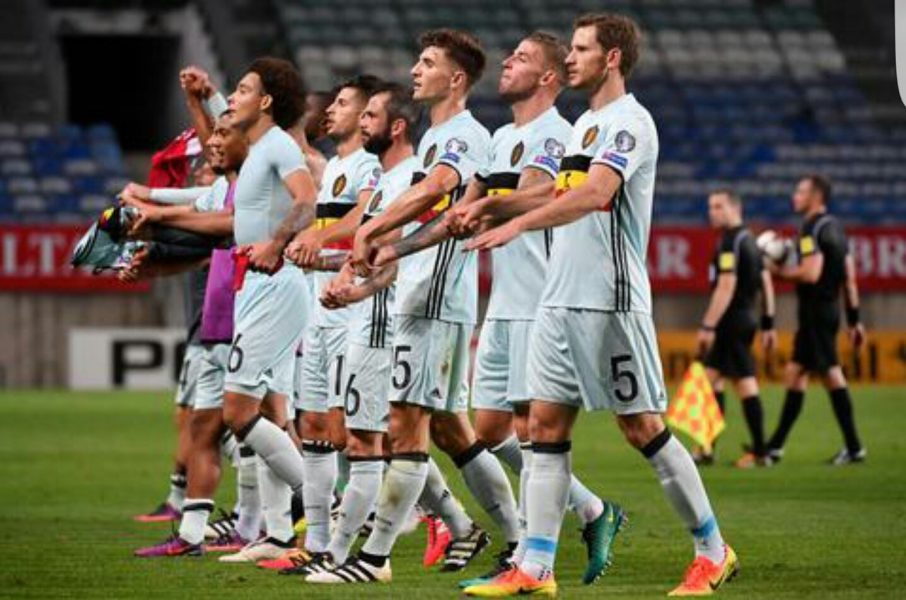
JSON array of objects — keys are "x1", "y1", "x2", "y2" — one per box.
[{"x1": 246, "y1": 57, "x2": 307, "y2": 129}]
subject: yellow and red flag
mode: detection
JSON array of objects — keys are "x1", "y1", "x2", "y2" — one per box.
[{"x1": 666, "y1": 361, "x2": 725, "y2": 453}]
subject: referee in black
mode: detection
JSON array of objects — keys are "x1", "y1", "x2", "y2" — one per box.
[
  {"x1": 766, "y1": 174, "x2": 866, "y2": 465},
  {"x1": 696, "y1": 189, "x2": 777, "y2": 468}
]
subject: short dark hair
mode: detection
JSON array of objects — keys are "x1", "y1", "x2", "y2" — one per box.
[
  {"x1": 373, "y1": 81, "x2": 420, "y2": 144},
  {"x1": 246, "y1": 57, "x2": 307, "y2": 129},
  {"x1": 803, "y1": 174, "x2": 832, "y2": 203},
  {"x1": 418, "y1": 28, "x2": 486, "y2": 87},
  {"x1": 525, "y1": 31, "x2": 568, "y2": 84},
  {"x1": 335, "y1": 74, "x2": 384, "y2": 102},
  {"x1": 573, "y1": 13, "x2": 642, "y2": 79},
  {"x1": 710, "y1": 188, "x2": 742, "y2": 207}
]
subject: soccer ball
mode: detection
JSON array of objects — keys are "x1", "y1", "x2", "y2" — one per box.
[{"x1": 756, "y1": 229, "x2": 792, "y2": 264}]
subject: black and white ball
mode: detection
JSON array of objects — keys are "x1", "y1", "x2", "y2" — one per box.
[{"x1": 756, "y1": 230, "x2": 793, "y2": 265}]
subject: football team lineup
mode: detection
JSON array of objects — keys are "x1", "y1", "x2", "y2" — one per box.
[{"x1": 30, "y1": 8, "x2": 901, "y2": 599}]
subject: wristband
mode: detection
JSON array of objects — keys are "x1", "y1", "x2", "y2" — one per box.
[
  {"x1": 700, "y1": 323, "x2": 716, "y2": 332},
  {"x1": 760, "y1": 315, "x2": 775, "y2": 331},
  {"x1": 846, "y1": 307, "x2": 860, "y2": 327}
]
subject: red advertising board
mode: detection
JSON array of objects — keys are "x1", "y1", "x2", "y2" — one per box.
[
  {"x1": 647, "y1": 226, "x2": 906, "y2": 293},
  {"x1": 1, "y1": 224, "x2": 903, "y2": 294},
  {"x1": 0, "y1": 225, "x2": 148, "y2": 292}
]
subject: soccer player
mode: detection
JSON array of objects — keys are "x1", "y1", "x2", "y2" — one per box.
[
  {"x1": 765, "y1": 175, "x2": 867, "y2": 465},
  {"x1": 310, "y1": 29, "x2": 517, "y2": 584},
  {"x1": 378, "y1": 32, "x2": 621, "y2": 586},
  {"x1": 283, "y1": 81, "x2": 421, "y2": 577},
  {"x1": 272, "y1": 74, "x2": 382, "y2": 566},
  {"x1": 695, "y1": 189, "x2": 777, "y2": 468},
  {"x1": 217, "y1": 57, "x2": 317, "y2": 559},
  {"x1": 133, "y1": 112, "x2": 270, "y2": 556},
  {"x1": 463, "y1": 14, "x2": 737, "y2": 597}
]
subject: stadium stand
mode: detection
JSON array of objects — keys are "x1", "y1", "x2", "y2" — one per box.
[
  {"x1": 0, "y1": 0, "x2": 902, "y2": 226},
  {"x1": 275, "y1": 0, "x2": 906, "y2": 226}
]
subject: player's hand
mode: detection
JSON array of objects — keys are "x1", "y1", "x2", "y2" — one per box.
[
  {"x1": 247, "y1": 241, "x2": 284, "y2": 274},
  {"x1": 350, "y1": 225, "x2": 378, "y2": 277},
  {"x1": 696, "y1": 328, "x2": 715, "y2": 357},
  {"x1": 118, "y1": 183, "x2": 151, "y2": 206},
  {"x1": 117, "y1": 247, "x2": 151, "y2": 282},
  {"x1": 761, "y1": 328, "x2": 778, "y2": 353},
  {"x1": 444, "y1": 202, "x2": 480, "y2": 239},
  {"x1": 371, "y1": 244, "x2": 399, "y2": 268},
  {"x1": 286, "y1": 229, "x2": 323, "y2": 268},
  {"x1": 179, "y1": 65, "x2": 213, "y2": 99},
  {"x1": 849, "y1": 323, "x2": 866, "y2": 350},
  {"x1": 464, "y1": 219, "x2": 523, "y2": 251},
  {"x1": 127, "y1": 208, "x2": 161, "y2": 239}
]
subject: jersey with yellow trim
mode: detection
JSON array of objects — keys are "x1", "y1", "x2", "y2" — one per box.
[
  {"x1": 313, "y1": 147, "x2": 381, "y2": 328},
  {"x1": 479, "y1": 106, "x2": 570, "y2": 320},
  {"x1": 233, "y1": 126, "x2": 307, "y2": 245},
  {"x1": 795, "y1": 212, "x2": 848, "y2": 307},
  {"x1": 709, "y1": 225, "x2": 763, "y2": 319},
  {"x1": 395, "y1": 110, "x2": 491, "y2": 324},
  {"x1": 348, "y1": 156, "x2": 419, "y2": 348},
  {"x1": 541, "y1": 93, "x2": 657, "y2": 314}
]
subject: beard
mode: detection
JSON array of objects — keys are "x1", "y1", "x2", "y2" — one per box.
[{"x1": 363, "y1": 126, "x2": 392, "y2": 155}]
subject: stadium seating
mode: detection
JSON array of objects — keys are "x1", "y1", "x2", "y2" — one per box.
[
  {"x1": 0, "y1": 121, "x2": 127, "y2": 223},
  {"x1": 276, "y1": 0, "x2": 906, "y2": 226}
]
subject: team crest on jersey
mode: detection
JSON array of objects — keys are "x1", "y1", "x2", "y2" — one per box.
[
  {"x1": 332, "y1": 174, "x2": 347, "y2": 197},
  {"x1": 582, "y1": 125, "x2": 599, "y2": 149},
  {"x1": 614, "y1": 130, "x2": 636, "y2": 152},
  {"x1": 424, "y1": 143, "x2": 437, "y2": 168},
  {"x1": 367, "y1": 190, "x2": 383, "y2": 213},
  {"x1": 510, "y1": 141, "x2": 525, "y2": 166}
]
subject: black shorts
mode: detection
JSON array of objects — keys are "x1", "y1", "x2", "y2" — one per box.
[
  {"x1": 793, "y1": 306, "x2": 840, "y2": 373},
  {"x1": 704, "y1": 314, "x2": 757, "y2": 379}
]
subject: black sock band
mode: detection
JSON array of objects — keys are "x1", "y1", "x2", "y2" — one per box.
[
  {"x1": 234, "y1": 414, "x2": 261, "y2": 442},
  {"x1": 452, "y1": 442, "x2": 486, "y2": 468},
  {"x1": 768, "y1": 389, "x2": 804, "y2": 450},
  {"x1": 182, "y1": 499, "x2": 215, "y2": 512},
  {"x1": 640, "y1": 428, "x2": 672, "y2": 459},
  {"x1": 390, "y1": 452, "x2": 429, "y2": 463},
  {"x1": 358, "y1": 550, "x2": 388, "y2": 567},
  {"x1": 169, "y1": 473, "x2": 187, "y2": 488},
  {"x1": 347, "y1": 455, "x2": 385, "y2": 463},
  {"x1": 829, "y1": 387, "x2": 862, "y2": 454},
  {"x1": 531, "y1": 440, "x2": 572, "y2": 454},
  {"x1": 239, "y1": 444, "x2": 256, "y2": 458},
  {"x1": 302, "y1": 440, "x2": 336, "y2": 454},
  {"x1": 741, "y1": 395, "x2": 766, "y2": 455}
]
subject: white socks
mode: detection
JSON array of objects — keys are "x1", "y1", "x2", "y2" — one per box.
[
  {"x1": 179, "y1": 498, "x2": 214, "y2": 545},
  {"x1": 258, "y1": 456, "x2": 294, "y2": 543},
  {"x1": 456, "y1": 443, "x2": 520, "y2": 544},
  {"x1": 235, "y1": 444, "x2": 262, "y2": 541},
  {"x1": 642, "y1": 430, "x2": 725, "y2": 564},
  {"x1": 301, "y1": 440, "x2": 337, "y2": 553},
  {"x1": 419, "y1": 456, "x2": 472, "y2": 538},
  {"x1": 238, "y1": 416, "x2": 305, "y2": 493},
  {"x1": 521, "y1": 443, "x2": 572, "y2": 580},
  {"x1": 362, "y1": 455, "x2": 429, "y2": 557},
  {"x1": 327, "y1": 458, "x2": 382, "y2": 563},
  {"x1": 166, "y1": 471, "x2": 187, "y2": 510}
]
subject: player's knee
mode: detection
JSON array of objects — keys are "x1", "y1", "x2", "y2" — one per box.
[
  {"x1": 221, "y1": 400, "x2": 256, "y2": 434},
  {"x1": 616, "y1": 414, "x2": 665, "y2": 450},
  {"x1": 301, "y1": 411, "x2": 329, "y2": 440},
  {"x1": 474, "y1": 418, "x2": 511, "y2": 448}
]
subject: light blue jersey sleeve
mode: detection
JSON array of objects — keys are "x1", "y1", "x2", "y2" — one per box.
[
  {"x1": 435, "y1": 122, "x2": 490, "y2": 185},
  {"x1": 270, "y1": 132, "x2": 308, "y2": 179},
  {"x1": 204, "y1": 92, "x2": 229, "y2": 119},
  {"x1": 524, "y1": 119, "x2": 569, "y2": 179},
  {"x1": 590, "y1": 109, "x2": 654, "y2": 182},
  {"x1": 193, "y1": 176, "x2": 229, "y2": 212},
  {"x1": 477, "y1": 128, "x2": 504, "y2": 180},
  {"x1": 352, "y1": 154, "x2": 382, "y2": 196}
]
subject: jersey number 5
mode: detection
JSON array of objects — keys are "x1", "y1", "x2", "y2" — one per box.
[
  {"x1": 610, "y1": 354, "x2": 638, "y2": 403},
  {"x1": 392, "y1": 345, "x2": 412, "y2": 390}
]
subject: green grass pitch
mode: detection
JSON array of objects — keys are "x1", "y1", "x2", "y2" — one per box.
[{"x1": 1, "y1": 386, "x2": 904, "y2": 598}]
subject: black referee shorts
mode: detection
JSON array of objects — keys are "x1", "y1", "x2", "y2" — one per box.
[
  {"x1": 704, "y1": 314, "x2": 757, "y2": 379},
  {"x1": 793, "y1": 305, "x2": 840, "y2": 373}
]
